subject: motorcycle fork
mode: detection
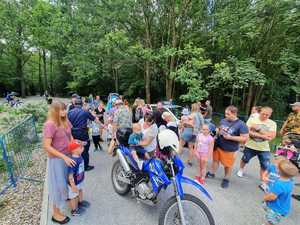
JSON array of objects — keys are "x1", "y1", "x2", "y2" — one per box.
[{"x1": 169, "y1": 161, "x2": 187, "y2": 225}]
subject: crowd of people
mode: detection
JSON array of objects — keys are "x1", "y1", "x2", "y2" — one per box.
[{"x1": 42, "y1": 93, "x2": 300, "y2": 225}]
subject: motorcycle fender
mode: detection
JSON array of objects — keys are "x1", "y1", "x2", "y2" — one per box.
[{"x1": 176, "y1": 175, "x2": 213, "y2": 201}]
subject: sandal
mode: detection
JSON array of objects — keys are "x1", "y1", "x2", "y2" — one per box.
[{"x1": 51, "y1": 216, "x2": 70, "y2": 224}]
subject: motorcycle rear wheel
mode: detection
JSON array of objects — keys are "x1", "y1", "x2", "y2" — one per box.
[
  {"x1": 111, "y1": 160, "x2": 131, "y2": 195},
  {"x1": 159, "y1": 194, "x2": 215, "y2": 225}
]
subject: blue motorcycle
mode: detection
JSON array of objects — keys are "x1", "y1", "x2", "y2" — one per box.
[{"x1": 111, "y1": 129, "x2": 215, "y2": 225}]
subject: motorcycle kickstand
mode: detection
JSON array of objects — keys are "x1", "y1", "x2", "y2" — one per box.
[{"x1": 131, "y1": 188, "x2": 136, "y2": 198}]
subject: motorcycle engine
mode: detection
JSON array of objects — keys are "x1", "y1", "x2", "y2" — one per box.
[{"x1": 136, "y1": 181, "x2": 154, "y2": 200}]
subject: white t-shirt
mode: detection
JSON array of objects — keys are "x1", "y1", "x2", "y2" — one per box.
[{"x1": 139, "y1": 119, "x2": 158, "y2": 152}]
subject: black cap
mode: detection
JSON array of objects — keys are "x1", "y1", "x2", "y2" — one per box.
[
  {"x1": 74, "y1": 98, "x2": 83, "y2": 106},
  {"x1": 72, "y1": 93, "x2": 79, "y2": 98}
]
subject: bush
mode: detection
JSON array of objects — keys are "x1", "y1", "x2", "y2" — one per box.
[
  {"x1": 0, "y1": 159, "x2": 6, "y2": 173},
  {"x1": 0, "y1": 102, "x2": 48, "y2": 134}
]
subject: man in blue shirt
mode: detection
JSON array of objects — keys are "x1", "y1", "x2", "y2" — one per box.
[
  {"x1": 206, "y1": 105, "x2": 249, "y2": 188},
  {"x1": 68, "y1": 98, "x2": 99, "y2": 171}
]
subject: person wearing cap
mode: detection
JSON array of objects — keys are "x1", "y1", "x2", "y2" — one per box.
[
  {"x1": 68, "y1": 94, "x2": 80, "y2": 112},
  {"x1": 262, "y1": 160, "x2": 298, "y2": 225},
  {"x1": 113, "y1": 99, "x2": 132, "y2": 129},
  {"x1": 68, "y1": 98, "x2": 99, "y2": 171},
  {"x1": 162, "y1": 111, "x2": 178, "y2": 137},
  {"x1": 280, "y1": 102, "x2": 300, "y2": 136},
  {"x1": 280, "y1": 102, "x2": 300, "y2": 201},
  {"x1": 67, "y1": 140, "x2": 90, "y2": 216},
  {"x1": 108, "y1": 99, "x2": 132, "y2": 154}
]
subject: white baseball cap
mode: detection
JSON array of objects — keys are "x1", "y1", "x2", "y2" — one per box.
[
  {"x1": 115, "y1": 99, "x2": 123, "y2": 105},
  {"x1": 290, "y1": 102, "x2": 300, "y2": 107},
  {"x1": 181, "y1": 108, "x2": 190, "y2": 116}
]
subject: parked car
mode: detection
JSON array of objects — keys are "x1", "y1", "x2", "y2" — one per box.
[{"x1": 150, "y1": 103, "x2": 182, "y2": 124}]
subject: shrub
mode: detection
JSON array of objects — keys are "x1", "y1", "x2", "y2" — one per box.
[
  {"x1": 0, "y1": 102, "x2": 48, "y2": 134},
  {"x1": 0, "y1": 159, "x2": 6, "y2": 173}
]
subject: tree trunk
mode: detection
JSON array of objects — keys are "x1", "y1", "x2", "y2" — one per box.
[
  {"x1": 116, "y1": 69, "x2": 119, "y2": 93},
  {"x1": 246, "y1": 83, "x2": 255, "y2": 115},
  {"x1": 16, "y1": 25, "x2": 25, "y2": 98},
  {"x1": 242, "y1": 87, "x2": 246, "y2": 110},
  {"x1": 49, "y1": 52, "x2": 54, "y2": 95},
  {"x1": 145, "y1": 61, "x2": 151, "y2": 103},
  {"x1": 166, "y1": 77, "x2": 173, "y2": 100},
  {"x1": 253, "y1": 85, "x2": 264, "y2": 107},
  {"x1": 230, "y1": 87, "x2": 235, "y2": 105},
  {"x1": 38, "y1": 49, "x2": 43, "y2": 96},
  {"x1": 113, "y1": 67, "x2": 119, "y2": 93},
  {"x1": 43, "y1": 49, "x2": 48, "y2": 92},
  {"x1": 166, "y1": 6, "x2": 177, "y2": 100},
  {"x1": 141, "y1": 10, "x2": 152, "y2": 102},
  {"x1": 16, "y1": 50, "x2": 25, "y2": 98}
]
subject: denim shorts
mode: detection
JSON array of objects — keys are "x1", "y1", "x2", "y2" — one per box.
[
  {"x1": 68, "y1": 183, "x2": 83, "y2": 199},
  {"x1": 263, "y1": 202, "x2": 282, "y2": 224},
  {"x1": 181, "y1": 128, "x2": 196, "y2": 143},
  {"x1": 242, "y1": 147, "x2": 271, "y2": 170}
]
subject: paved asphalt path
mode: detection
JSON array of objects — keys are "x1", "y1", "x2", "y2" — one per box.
[
  {"x1": 1, "y1": 97, "x2": 299, "y2": 225},
  {"x1": 46, "y1": 142, "x2": 300, "y2": 225}
]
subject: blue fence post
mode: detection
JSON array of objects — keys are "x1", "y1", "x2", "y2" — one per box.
[{"x1": 0, "y1": 135, "x2": 16, "y2": 188}]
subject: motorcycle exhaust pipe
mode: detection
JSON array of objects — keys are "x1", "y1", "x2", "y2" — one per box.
[{"x1": 116, "y1": 148, "x2": 131, "y2": 173}]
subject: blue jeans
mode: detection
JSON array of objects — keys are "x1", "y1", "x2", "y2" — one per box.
[{"x1": 242, "y1": 147, "x2": 271, "y2": 170}]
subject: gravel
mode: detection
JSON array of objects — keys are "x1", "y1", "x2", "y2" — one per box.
[{"x1": 0, "y1": 147, "x2": 47, "y2": 225}]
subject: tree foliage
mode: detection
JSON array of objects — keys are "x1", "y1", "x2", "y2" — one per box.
[{"x1": 0, "y1": 0, "x2": 299, "y2": 118}]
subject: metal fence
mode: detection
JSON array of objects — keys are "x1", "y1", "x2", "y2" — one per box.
[{"x1": 0, "y1": 115, "x2": 39, "y2": 195}]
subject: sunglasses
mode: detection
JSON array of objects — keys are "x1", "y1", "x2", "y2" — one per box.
[{"x1": 74, "y1": 140, "x2": 87, "y2": 146}]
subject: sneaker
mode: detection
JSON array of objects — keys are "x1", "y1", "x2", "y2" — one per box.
[
  {"x1": 195, "y1": 176, "x2": 205, "y2": 185},
  {"x1": 79, "y1": 200, "x2": 90, "y2": 208},
  {"x1": 85, "y1": 165, "x2": 95, "y2": 171},
  {"x1": 186, "y1": 161, "x2": 193, "y2": 167},
  {"x1": 94, "y1": 147, "x2": 99, "y2": 152},
  {"x1": 206, "y1": 172, "x2": 215, "y2": 178},
  {"x1": 237, "y1": 170, "x2": 244, "y2": 178},
  {"x1": 71, "y1": 207, "x2": 85, "y2": 216},
  {"x1": 221, "y1": 179, "x2": 229, "y2": 188},
  {"x1": 258, "y1": 183, "x2": 268, "y2": 192},
  {"x1": 292, "y1": 194, "x2": 300, "y2": 201}
]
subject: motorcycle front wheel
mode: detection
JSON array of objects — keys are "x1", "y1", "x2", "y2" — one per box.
[
  {"x1": 111, "y1": 160, "x2": 131, "y2": 195},
  {"x1": 159, "y1": 194, "x2": 215, "y2": 225}
]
